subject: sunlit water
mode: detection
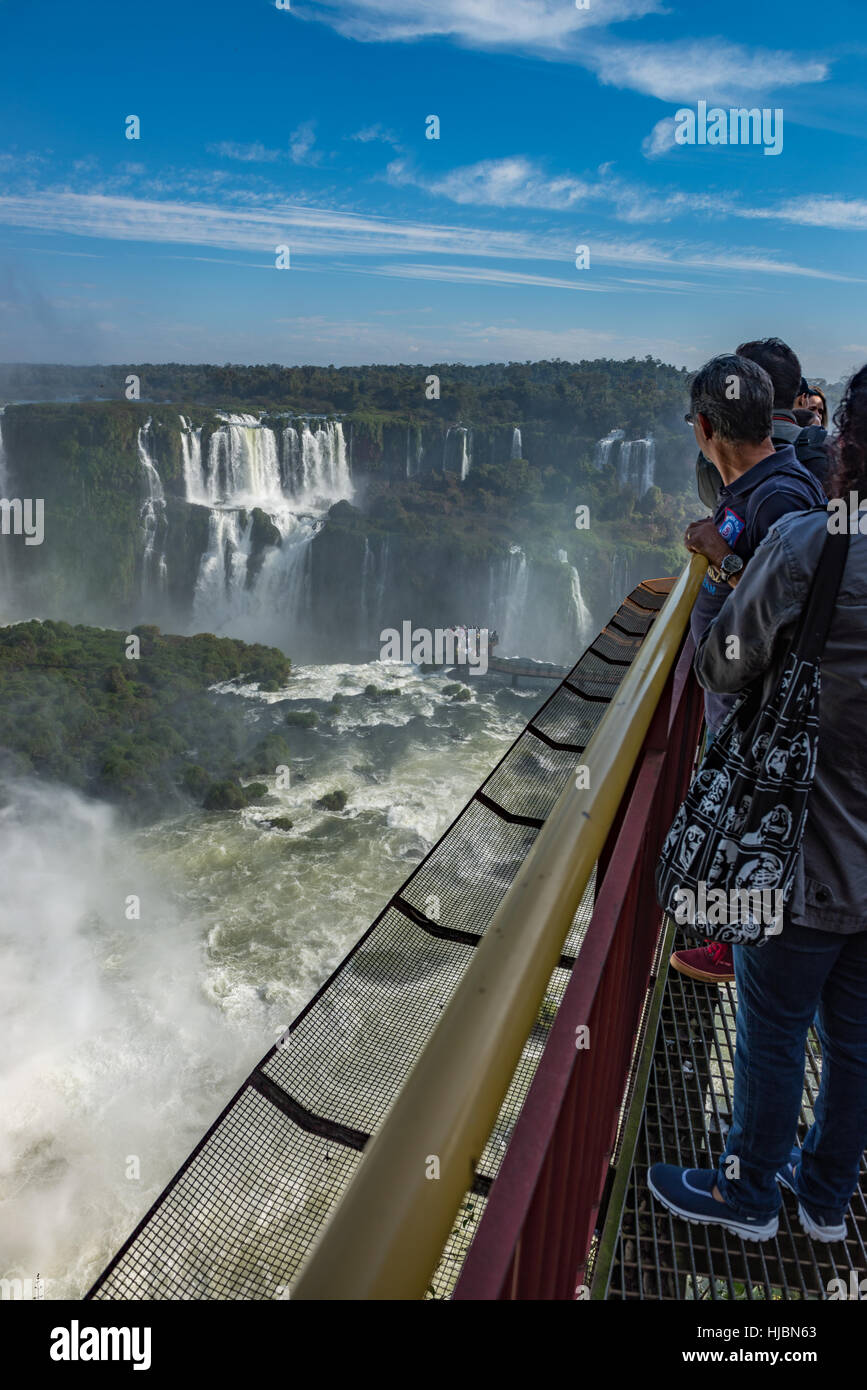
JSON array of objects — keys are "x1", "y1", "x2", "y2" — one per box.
[{"x1": 0, "y1": 660, "x2": 546, "y2": 1297}]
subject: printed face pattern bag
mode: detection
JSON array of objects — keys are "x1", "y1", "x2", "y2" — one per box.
[{"x1": 656, "y1": 530, "x2": 849, "y2": 945}]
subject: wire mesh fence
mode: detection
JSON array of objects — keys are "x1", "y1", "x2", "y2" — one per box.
[{"x1": 88, "y1": 581, "x2": 672, "y2": 1301}]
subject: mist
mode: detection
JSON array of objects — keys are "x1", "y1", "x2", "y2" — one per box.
[{"x1": 0, "y1": 777, "x2": 256, "y2": 1298}]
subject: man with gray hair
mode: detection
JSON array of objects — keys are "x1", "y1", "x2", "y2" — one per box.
[{"x1": 671, "y1": 353, "x2": 826, "y2": 986}]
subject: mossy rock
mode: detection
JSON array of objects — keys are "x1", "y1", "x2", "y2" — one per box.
[
  {"x1": 314, "y1": 789, "x2": 348, "y2": 813},
  {"x1": 243, "y1": 781, "x2": 269, "y2": 801},
  {"x1": 268, "y1": 816, "x2": 294, "y2": 831},
  {"x1": 236, "y1": 732, "x2": 292, "y2": 777},
  {"x1": 203, "y1": 780, "x2": 247, "y2": 811},
  {"x1": 449, "y1": 686, "x2": 471, "y2": 702},
  {"x1": 285, "y1": 710, "x2": 318, "y2": 728}
]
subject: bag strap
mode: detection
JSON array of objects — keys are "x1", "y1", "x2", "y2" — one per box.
[{"x1": 794, "y1": 529, "x2": 850, "y2": 661}]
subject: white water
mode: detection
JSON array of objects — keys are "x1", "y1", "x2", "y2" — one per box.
[
  {"x1": 594, "y1": 428, "x2": 625, "y2": 470},
  {"x1": 559, "y1": 551, "x2": 593, "y2": 649},
  {"x1": 186, "y1": 415, "x2": 352, "y2": 642},
  {"x1": 0, "y1": 663, "x2": 545, "y2": 1297},
  {"x1": 617, "y1": 438, "x2": 655, "y2": 496},
  {"x1": 137, "y1": 419, "x2": 168, "y2": 592},
  {"x1": 498, "y1": 544, "x2": 531, "y2": 654},
  {"x1": 510, "y1": 427, "x2": 522, "y2": 460}
]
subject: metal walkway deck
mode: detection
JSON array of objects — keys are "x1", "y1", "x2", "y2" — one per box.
[{"x1": 593, "y1": 921, "x2": 867, "y2": 1301}]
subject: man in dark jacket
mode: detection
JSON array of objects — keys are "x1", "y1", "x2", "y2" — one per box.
[
  {"x1": 696, "y1": 338, "x2": 830, "y2": 505},
  {"x1": 672, "y1": 354, "x2": 826, "y2": 985}
]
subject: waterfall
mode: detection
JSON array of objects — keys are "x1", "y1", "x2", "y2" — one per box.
[
  {"x1": 616, "y1": 437, "x2": 655, "y2": 496},
  {"x1": 559, "y1": 551, "x2": 593, "y2": 649},
  {"x1": 443, "y1": 425, "x2": 471, "y2": 480},
  {"x1": 183, "y1": 413, "x2": 352, "y2": 644},
  {"x1": 459, "y1": 428, "x2": 471, "y2": 481},
  {"x1": 406, "y1": 424, "x2": 424, "y2": 479},
  {"x1": 611, "y1": 550, "x2": 631, "y2": 603},
  {"x1": 499, "y1": 544, "x2": 530, "y2": 654},
  {"x1": 179, "y1": 415, "x2": 205, "y2": 503},
  {"x1": 594, "y1": 428, "x2": 625, "y2": 470},
  {"x1": 137, "y1": 419, "x2": 168, "y2": 592},
  {"x1": 510, "y1": 427, "x2": 522, "y2": 460}
]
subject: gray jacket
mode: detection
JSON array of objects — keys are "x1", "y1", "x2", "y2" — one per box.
[{"x1": 695, "y1": 507, "x2": 867, "y2": 933}]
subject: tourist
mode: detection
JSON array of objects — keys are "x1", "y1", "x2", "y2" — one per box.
[
  {"x1": 696, "y1": 340, "x2": 830, "y2": 506},
  {"x1": 671, "y1": 354, "x2": 825, "y2": 986},
  {"x1": 649, "y1": 365, "x2": 867, "y2": 1244}
]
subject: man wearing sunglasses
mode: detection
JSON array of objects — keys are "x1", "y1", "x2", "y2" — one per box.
[{"x1": 671, "y1": 354, "x2": 826, "y2": 986}]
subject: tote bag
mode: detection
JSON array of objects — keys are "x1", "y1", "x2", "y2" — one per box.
[{"x1": 656, "y1": 529, "x2": 849, "y2": 945}]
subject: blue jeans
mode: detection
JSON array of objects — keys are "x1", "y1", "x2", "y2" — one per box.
[{"x1": 717, "y1": 920, "x2": 867, "y2": 1222}]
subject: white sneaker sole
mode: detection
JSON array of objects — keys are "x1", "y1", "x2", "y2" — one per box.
[
  {"x1": 647, "y1": 1169, "x2": 779, "y2": 1242},
  {"x1": 777, "y1": 1166, "x2": 848, "y2": 1241}
]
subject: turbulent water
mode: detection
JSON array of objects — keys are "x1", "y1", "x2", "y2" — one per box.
[{"x1": 0, "y1": 659, "x2": 547, "y2": 1298}]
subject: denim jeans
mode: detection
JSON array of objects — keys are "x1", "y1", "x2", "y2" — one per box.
[{"x1": 716, "y1": 919, "x2": 867, "y2": 1222}]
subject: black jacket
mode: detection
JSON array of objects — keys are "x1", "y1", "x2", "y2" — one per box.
[{"x1": 696, "y1": 412, "x2": 830, "y2": 508}]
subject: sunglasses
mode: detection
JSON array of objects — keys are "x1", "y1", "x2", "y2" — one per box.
[{"x1": 684, "y1": 412, "x2": 695, "y2": 425}]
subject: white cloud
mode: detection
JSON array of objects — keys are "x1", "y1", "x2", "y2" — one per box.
[
  {"x1": 737, "y1": 196, "x2": 867, "y2": 231},
  {"x1": 0, "y1": 189, "x2": 858, "y2": 287},
  {"x1": 363, "y1": 263, "x2": 612, "y2": 291},
  {"x1": 387, "y1": 156, "x2": 594, "y2": 209},
  {"x1": 350, "y1": 124, "x2": 400, "y2": 146},
  {"x1": 208, "y1": 141, "x2": 282, "y2": 163},
  {"x1": 289, "y1": 121, "x2": 321, "y2": 166},
  {"x1": 293, "y1": 0, "x2": 661, "y2": 54},
  {"x1": 582, "y1": 38, "x2": 829, "y2": 104},
  {"x1": 642, "y1": 117, "x2": 677, "y2": 159}
]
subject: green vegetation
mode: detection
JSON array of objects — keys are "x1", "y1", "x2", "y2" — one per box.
[
  {"x1": 285, "y1": 709, "x2": 319, "y2": 728},
  {"x1": 0, "y1": 620, "x2": 292, "y2": 820},
  {"x1": 363, "y1": 683, "x2": 400, "y2": 701},
  {"x1": 267, "y1": 816, "x2": 294, "y2": 832},
  {"x1": 314, "y1": 789, "x2": 348, "y2": 813}
]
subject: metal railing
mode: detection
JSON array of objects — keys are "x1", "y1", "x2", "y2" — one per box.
[{"x1": 291, "y1": 555, "x2": 707, "y2": 1301}]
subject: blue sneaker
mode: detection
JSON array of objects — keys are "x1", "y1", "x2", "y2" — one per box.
[
  {"x1": 775, "y1": 1148, "x2": 848, "y2": 1244},
  {"x1": 647, "y1": 1164, "x2": 779, "y2": 1241}
]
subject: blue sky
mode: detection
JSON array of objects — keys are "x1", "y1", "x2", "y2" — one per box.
[{"x1": 1, "y1": 0, "x2": 866, "y2": 376}]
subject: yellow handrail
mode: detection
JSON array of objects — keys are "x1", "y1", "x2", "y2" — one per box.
[{"x1": 291, "y1": 555, "x2": 707, "y2": 1300}]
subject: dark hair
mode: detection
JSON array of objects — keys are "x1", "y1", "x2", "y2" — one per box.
[
  {"x1": 807, "y1": 385, "x2": 828, "y2": 428},
  {"x1": 690, "y1": 354, "x2": 774, "y2": 445},
  {"x1": 828, "y1": 365, "x2": 867, "y2": 499},
  {"x1": 735, "y1": 337, "x2": 802, "y2": 408}
]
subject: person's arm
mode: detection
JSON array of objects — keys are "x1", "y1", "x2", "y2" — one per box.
[{"x1": 694, "y1": 525, "x2": 807, "y2": 695}]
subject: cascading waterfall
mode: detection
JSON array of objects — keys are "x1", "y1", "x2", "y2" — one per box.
[
  {"x1": 558, "y1": 549, "x2": 593, "y2": 649},
  {"x1": 179, "y1": 415, "x2": 205, "y2": 503},
  {"x1": 459, "y1": 428, "x2": 472, "y2": 481},
  {"x1": 499, "y1": 544, "x2": 530, "y2": 654},
  {"x1": 617, "y1": 438, "x2": 655, "y2": 496},
  {"x1": 405, "y1": 425, "x2": 424, "y2": 479},
  {"x1": 594, "y1": 428, "x2": 625, "y2": 470},
  {"x1": 137, "y1": 419, "x2": 168, "y2": 592},
  {"x1": 443, "y1": 425, "x2": 472, "y2": 480},
  {"x1": 611, "y1": 550, "x2": 632, "y2": 604},
  {"x1": 186, "y1": 413, "x2": 352, "y2": 642},
  {"x1": 510, "y1": 427, "x2": 522, "y2": 460}
]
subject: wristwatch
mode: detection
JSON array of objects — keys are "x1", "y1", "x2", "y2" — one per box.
[{"x1": 719, "y1": 552, "x2": 744, "y2": 583}]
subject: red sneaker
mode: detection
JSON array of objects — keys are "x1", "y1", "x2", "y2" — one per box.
[{"x1": 670, "y1": 941, "x2": 734, "y2": 984}]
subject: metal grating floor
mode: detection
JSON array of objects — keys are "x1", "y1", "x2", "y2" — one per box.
[
  {"x1": 87, "y1": 581, "x2": 673, "y2": 1301},
  {"x1": 600, "y1": 942, "x2": 867, "y2": 1300}
]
